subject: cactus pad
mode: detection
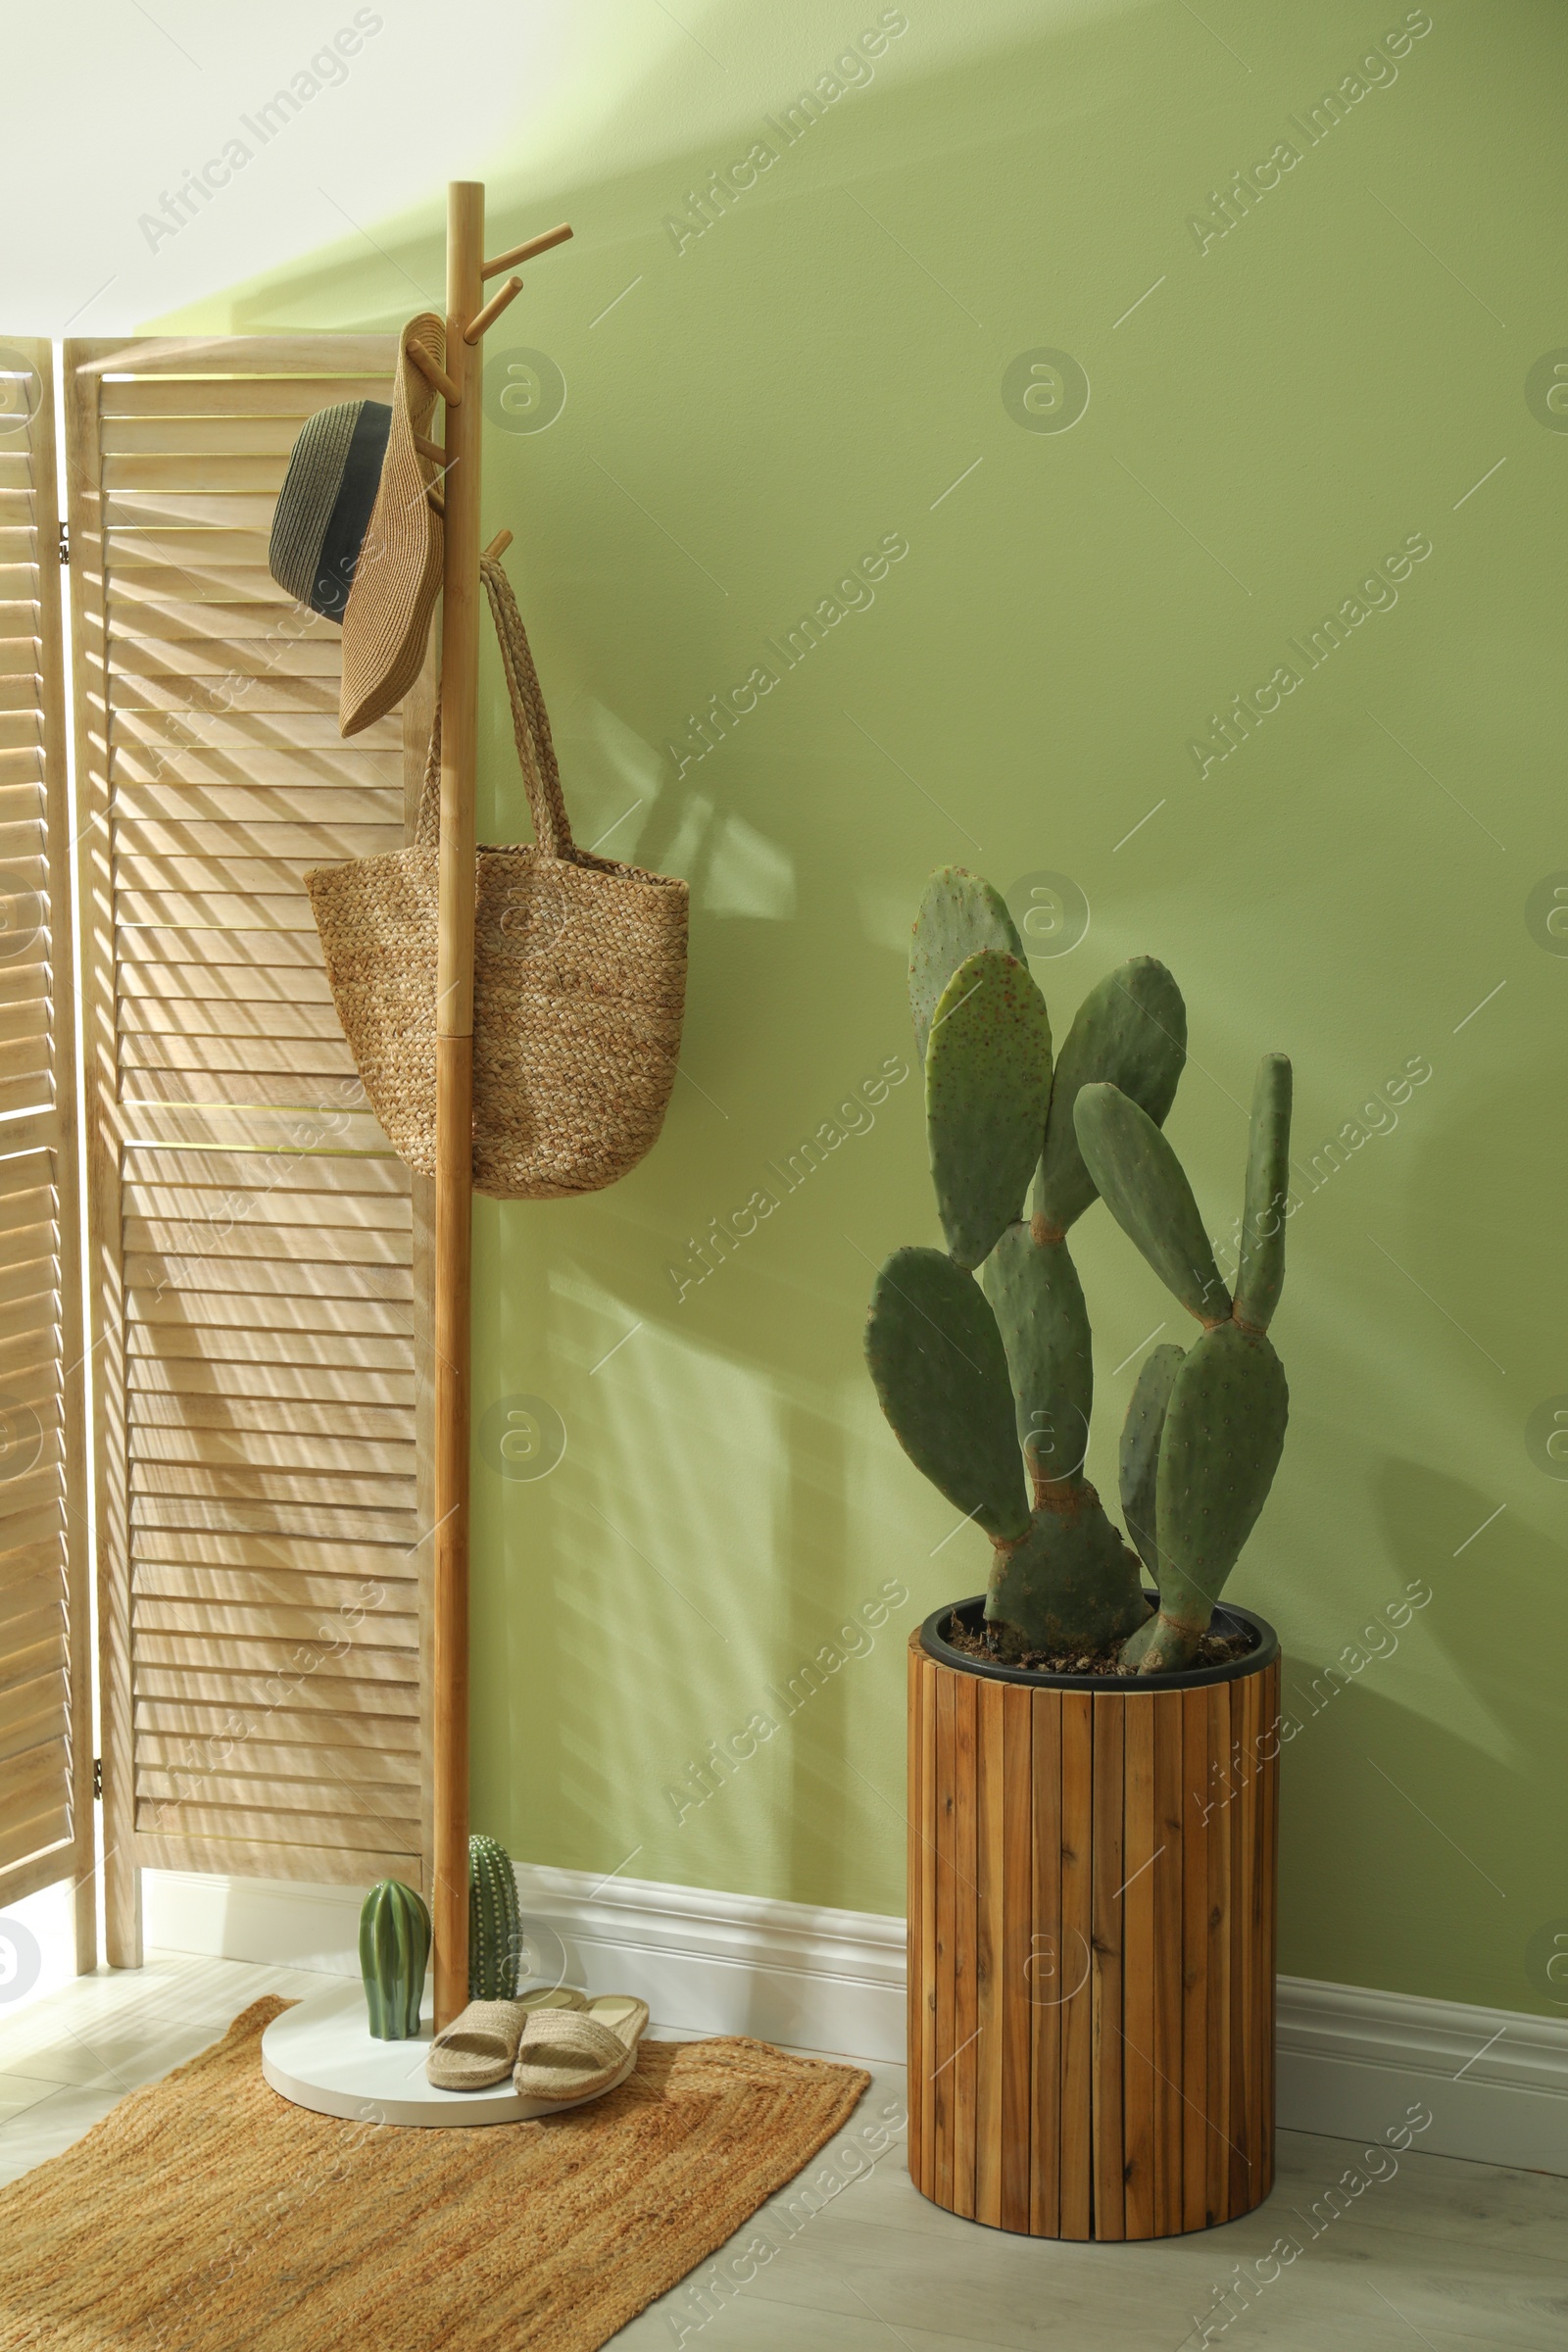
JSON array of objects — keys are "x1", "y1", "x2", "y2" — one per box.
[
  {"x1": 985, "y1": 1485, "x2": 1151, "y2": 1653},
  {"x1": 359, "y1": 1877, "x2": 430, "y2": 2040},
  {"x1": 865, "y1": 1245, "x2": 1030, "y2": 1541},
  {"x1": 908, "y1": 866, "x2": 1026, "y2": 1071},
  {"x1": 1118, "y1": 1342, "x2": 1184, "y2": 1576},
  {"x1": 1073, "y1": 1082, "x2": 1230, "y2": 1324},
  {"x1": 981, "y1": 1220, "x2": 1092, "y2": 1488},
  {"x1": 1235, "y1": 1053, "x2": 1293, "y2": 1331},
  {"x1": 1035, "y1": 957, "x2": 1187, "y2": 1233},
  {"x1": 468, "y1": 1833, "x2": 521, "y2": 2001},
  {"x1": 1132, "y1": 1320, "x2": 1288, "y2": 1664},
  {"x1": 927, "y1": 951, "x2": 1053, "y2": 1270}
]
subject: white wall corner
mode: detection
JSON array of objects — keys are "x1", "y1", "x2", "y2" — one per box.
[{"x1": 143, "y1": 1868, "x2": 1568, "y2": 2178}]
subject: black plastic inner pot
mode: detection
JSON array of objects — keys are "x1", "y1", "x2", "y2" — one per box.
[{"x1": 921, "y1": 1594, "x2": 1281, "y2": 1690}]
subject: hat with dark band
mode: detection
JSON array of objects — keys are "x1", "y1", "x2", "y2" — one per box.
[{"x1": 269, "y1": 312, "x2": 445, "y2": 738}]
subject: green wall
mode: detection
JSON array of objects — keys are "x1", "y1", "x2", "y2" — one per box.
[{"x1": 167, "y1": 0, "x2": 1568, "y2": 2017}]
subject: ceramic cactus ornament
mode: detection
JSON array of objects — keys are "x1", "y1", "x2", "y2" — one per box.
[
  {"x1": 359, "y1": 1878, "x2": 431, "y2": 2039},
  {"x1": 468, "y1": 1833, "x2": 521, "y2": 2000},
  {"x1": 864, "y1": 867, "x2": 1291, "y2": 1672}
]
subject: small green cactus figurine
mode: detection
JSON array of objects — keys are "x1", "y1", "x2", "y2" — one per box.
[
  {"x1": 359, "y1": 1878, "x2": 430, "y2": 2039},
  {"x1": 865, "y1": 868, "x2": 1291, "y2": 1673},
  {"x1": 468, "y1": 1834, "x2": 521, "y2": 2000}
]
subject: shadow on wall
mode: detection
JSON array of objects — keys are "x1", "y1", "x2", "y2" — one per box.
[
  {"x1": 374, "y1": 38, "x2": 1070, "y2": 1917},
  {"x1": 1277, "y1": 1454, "x2": 1564, "y2": 2013},
  {"x1": 148, "y1": 0, "x2": 1568, "y2": 1991}
]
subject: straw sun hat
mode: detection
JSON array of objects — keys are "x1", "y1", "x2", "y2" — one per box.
[{"x1": 269, "y1": 313, "x2": 446, "y2": 737}]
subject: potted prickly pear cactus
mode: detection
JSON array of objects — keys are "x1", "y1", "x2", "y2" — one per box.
[{"x1": 873, "y1": 870, "x2": 1290, "y2": 2241}]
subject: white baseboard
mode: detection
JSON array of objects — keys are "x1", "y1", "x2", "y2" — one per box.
[
  {"x1": 1275, "y1": 1974, "x2": 1568, "y2": 2179},
  {"x1": 143, "y1": 1866, "x2": 1568, "y2": 2178}
]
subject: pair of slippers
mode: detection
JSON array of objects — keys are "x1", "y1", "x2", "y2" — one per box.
[{"x1": 426, "y1": 1984, "x2": 649, "y2": 2107}]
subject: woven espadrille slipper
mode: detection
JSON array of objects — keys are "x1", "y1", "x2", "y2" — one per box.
[
  {"x1": 425, "y1": 1986, "x2": 587, "y2": 2091},
  {"x1": 512, "y1": 1994, "x2": 651, "y2": 2106}
]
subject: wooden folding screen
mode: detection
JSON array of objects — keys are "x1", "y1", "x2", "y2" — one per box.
[
  {"x1": 65, "y1": 338, "x2": 433, "y2": 1962},
  {"x1": 0, "y1": 339, "x2": 94, "y2": 1958}
]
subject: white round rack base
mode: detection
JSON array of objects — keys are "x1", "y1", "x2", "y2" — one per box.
[{"x1": 260, "y1": 1978, "x2": 606, "y2": 2129}]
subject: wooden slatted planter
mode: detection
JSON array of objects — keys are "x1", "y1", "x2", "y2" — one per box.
[{"x1": 907, "y1": 1602, "x2": 1280, "y2": 2239}]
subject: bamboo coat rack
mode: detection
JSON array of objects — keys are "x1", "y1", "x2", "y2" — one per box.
[{"x1": 427, "y1": 184, "x2": 570, "y2": 2029}]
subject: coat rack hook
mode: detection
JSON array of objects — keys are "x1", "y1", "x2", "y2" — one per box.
[
  {"x1": 408, "y1": 338, "x2": 461, "y2": 407},
  {"x1": 465, "y1": 276, "x2": 522, "y2": 345},
  {"x1": 482, "y1": 221, "x2": 572, "y2": 278}
]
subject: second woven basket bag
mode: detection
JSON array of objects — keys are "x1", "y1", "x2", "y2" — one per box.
[{"x1": 306, "y1": 556, "x2": 688, "y2": 1199}]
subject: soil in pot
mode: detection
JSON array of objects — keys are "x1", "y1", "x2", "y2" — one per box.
[{"x1": 943, "y1": 1609, "x2": 1256, "y2": 1679}]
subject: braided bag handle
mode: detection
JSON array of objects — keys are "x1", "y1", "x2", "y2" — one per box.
[{"x1": 416, "y1": 555, "x2": 574, "y2": 858}]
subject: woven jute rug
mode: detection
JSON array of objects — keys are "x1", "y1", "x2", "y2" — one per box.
[{"x1": 0, "y1": 1997, "x2": 870, "y2": 2351}]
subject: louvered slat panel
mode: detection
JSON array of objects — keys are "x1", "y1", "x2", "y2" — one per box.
[
  {"x1": 0, "y1": 343, "x2": 92, "y2": 1947},
  {"x1": 116, "y1": 783, "x2": 405, "y2": 822},
  {"x1": 68, "y1": 337, "x2": 431, "y2": 1938}
]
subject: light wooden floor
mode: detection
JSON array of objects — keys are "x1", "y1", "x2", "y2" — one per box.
[{"x1": 0, "y1": 1952, "x2": 1564, "y2": 2349}]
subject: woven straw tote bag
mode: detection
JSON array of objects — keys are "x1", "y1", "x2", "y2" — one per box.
[{"x1": 306, "y1": 557, "x2": 688, "y2": 1199}]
